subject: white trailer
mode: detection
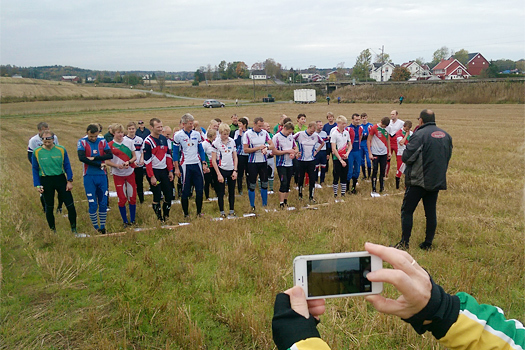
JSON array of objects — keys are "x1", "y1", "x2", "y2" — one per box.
[{"x1": 294, "y1": 89, "x2": 316, "y2": 103}]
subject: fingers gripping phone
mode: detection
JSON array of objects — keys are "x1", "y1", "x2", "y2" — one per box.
[{"x1": 294, "y1": 252, "x2": 383, "y2": 300}]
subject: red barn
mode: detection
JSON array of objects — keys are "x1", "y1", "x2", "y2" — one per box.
[
  {"x1": 466, "y1": 52, "x2": 489, "y2": 76},
  {"x1": 432, "y1": 58, "x2": 471, "y2": 80}
]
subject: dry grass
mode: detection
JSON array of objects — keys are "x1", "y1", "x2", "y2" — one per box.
[
  {"x1": 1, "y1": 77, "x2": 147, "y2": 99},
  {"x1": 1, "y1": 100, "x2": 523, "y2": 349},
  {"x1": 332, "y1": 81, "x2": 525, "y2": 104}
]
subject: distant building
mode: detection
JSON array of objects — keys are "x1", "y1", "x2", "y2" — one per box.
[
  {"x1": 432, "y1": 59, "x2": 471, "y2": 80},
  {"x1": 370, "y1": 62, "x2": 395, "y2": 82},
  {"x1": 61, "y1": 75, "x2": 80, "y2": 83},
  {"x1": 401, "y1": 61, "x2": 432, "y2": 80},
  {"x1": 12, "y1": 74, "x2": 23, "y2": 78},
  {"x1": 311, "y1": 74, "x2": 324, "y2": 82},
  {"x1": 465, "y1": 52, "x2": 489, "y2": 76},
  {"x1": 250, "y1": 70, "x2": 267, "y2": 80}
]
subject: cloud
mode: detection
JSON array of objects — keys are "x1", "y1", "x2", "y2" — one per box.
[{"x1": 1, "y1": 0, "x2": 524, "y2": 71}]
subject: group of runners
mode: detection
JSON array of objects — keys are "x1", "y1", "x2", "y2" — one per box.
[{"x1": 30, "y1": 110, "x2": 413, "y2": 235}]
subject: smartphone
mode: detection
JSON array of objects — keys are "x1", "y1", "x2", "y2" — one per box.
[{"x1": 293, "y1": 252, "x2": 383, "y2": 300}]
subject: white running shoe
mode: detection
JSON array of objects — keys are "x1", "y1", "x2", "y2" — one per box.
[{"x1": 315, "y1": 184, "x2": 322, "y2": 189}]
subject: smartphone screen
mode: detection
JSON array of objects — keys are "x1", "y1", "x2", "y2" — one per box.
[{"x1": 306, "y1": 256, "x2": 373, "y2": 297}]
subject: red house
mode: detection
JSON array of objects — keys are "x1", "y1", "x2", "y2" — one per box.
[
  {"x1": 61, "y1": 75, "x2": 80, "y2": 83},
  {"x1": 432, "y1": 59, "x2": 471, "y2": 80},
  {"x1": 466, "y1": 52, "x2": 489, "y2": 76}
]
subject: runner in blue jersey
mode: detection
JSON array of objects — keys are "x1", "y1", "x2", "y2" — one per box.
[
  {"x1": 360, "y1": 113, "x2": 373, "y2": 180},
  {"x1": 78, "y1": 124, "x2": 112, "y2": 234},
  {"x1": 322, "y1": 112, "x2": 337, "y2": 176},
  {"x1": 314, "y1": 120, "x2": 329, "y2": 186},
  {"x1": 346, "y1": 113, "x2": 363, "y2": 194}
]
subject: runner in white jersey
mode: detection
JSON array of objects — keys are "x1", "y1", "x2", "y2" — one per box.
[
  {"x1": 211, "y1": 123, "x2": 238, "y2": 217},
  {"x1": 330, "y1": 116, "x2": 351, "y2": 197},
  {"x1": 272, "y1": 122, "x2": 296, "y2": 208},
  {"x1": 125, "y1": 122, "x2": 145, "y2": 203},
  {"x1": 243, "y1": 117, "x2": 274, "y2": 211},
  {"x1": 385, "y1": 110, "x2": 404, "y2": 177},
  {"x1": 293, "y1": 122, "x2": 324, "y2": 202},
  {"x1": 233, "y1": 117, "x2": 249, "y2": 194},
  {"x1": 106, "y1": 124, "x2": 137, "y2": 227},
  {"x1": 173, "y1": 113, "x2": 209, "y2": 218}
]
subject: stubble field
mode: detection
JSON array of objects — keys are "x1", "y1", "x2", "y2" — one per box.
[{"x1": 1, "y1": 96, "x2": 524, "y2": 349}]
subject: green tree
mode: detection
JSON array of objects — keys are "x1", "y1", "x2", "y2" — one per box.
[
  {"x1": 194, "y1": 69, "x2": 205, "y2": 83},
  {"x1": 479, "y1": 61, "x2": 500, "y2": 78},
  {"x1": 492, "y1": 59, "x2": 516, "y2": 71},
  {"x1": 226, "y1": 62, "x2": 236, "y2": 79},
  {"x1": 453, "y1": 49, "x2": 469, "y2": 66},
  {"x1": 218, "y1": 60, "x2": 227, "y2": 80},
  {"x1": 352, "y1": 49, "x2": 372, "y2": 80},
  {"x1": 431, "y1": 46, "x2": 450, "y2": 68},
  {"x1": 375, "y1": 52, "x2": 391, "y2": 64},
  {"x1": 264, "y1": 58, "x2": 281, "y2": 79},
  {"x1": 516, "y1": 59, "x2": 525, "y2": 72},
  {"x1": 390, "y1": 66, "x2": 411, "y2": 81},
  {"x1": 156, "y1": 72, "x2": 166, "y2": 91},
  {"x1": 415, "y1": 57, "x2": 426, "y2": 67}
]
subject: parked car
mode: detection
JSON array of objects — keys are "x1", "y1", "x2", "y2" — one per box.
[{"x1": 203, "y1": 99, "x2": 225, "y2": 108}]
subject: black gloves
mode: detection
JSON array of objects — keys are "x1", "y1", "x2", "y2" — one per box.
[
  {"x1": 272, "y1": 293, "x2": 321, "y2": 350},
  {"x1": 403, "y1": 276, "x2": 460, "y2": 339}
]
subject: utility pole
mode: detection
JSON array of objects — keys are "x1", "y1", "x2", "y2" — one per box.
[{"x1": 380, "y1": 45, "x2": 384, "y2": 82}]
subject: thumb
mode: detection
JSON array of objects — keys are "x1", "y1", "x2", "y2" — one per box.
[{"x1": 286, "y1": 286, "x2": 310, "y2": 319}]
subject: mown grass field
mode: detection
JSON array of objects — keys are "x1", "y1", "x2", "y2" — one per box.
[{"x1": 1, "y1": 94, "x2": 524, "y2": 349}]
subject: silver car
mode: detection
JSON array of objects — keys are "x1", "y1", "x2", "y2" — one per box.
[{"x1": 203, "y1": 99, "x2": 225, "y2": 108}]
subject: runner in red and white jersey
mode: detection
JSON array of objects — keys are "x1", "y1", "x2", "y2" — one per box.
[
  {"x1": 143, "y1": 118, "x2": 174, "y2": 221},
  {"x1": 395, "y1": 120, "x2": 413, "y2": 189},
  {"x1": 106, "y1": 124, "x2": 137, "y2": 227},
  {"x1": 368, "y1": 117, "x2": 391, "y2": 196}
]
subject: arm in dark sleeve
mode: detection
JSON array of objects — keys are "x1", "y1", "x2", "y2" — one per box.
[
  {"x1": 78, "y1": 149, "x2": 102, "y2": 167},
  {"x1": 93, "y1": 148, "x2": 112, "y2": 161},
  {"x1": 403, "y1": 277, "x2": 460, "y2": 340},
  {"x1": 198, "y1": 143, "x2": 206, "y2": 162},
  {"x1": 143, "y1": 142, "x2": 154, "y2": 178},
  {"x1": 28, "y1": 151, "x2": 33, "y2": 164},
  {"x1": 32, "y1": 153, "x2": 41, "y2": 187},
  {"x1": 63, "y1": 150, "x2": 74, "y2": 181}
]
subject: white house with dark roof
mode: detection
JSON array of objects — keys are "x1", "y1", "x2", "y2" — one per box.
[
  {"x1": 370, "y1": 62, "x2": 395, "y2": 82},
  {"x1": 249, "y1": 70, "x2": 267, "y2": 80}
]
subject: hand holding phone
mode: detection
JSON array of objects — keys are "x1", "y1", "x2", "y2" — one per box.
[{"x1": 294, "y1": 251, "x2": 383, "y2": 300}]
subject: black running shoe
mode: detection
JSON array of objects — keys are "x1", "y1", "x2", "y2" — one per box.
[
  {"x1": 98, "y1": 228, "x2": 107, "y2": 235},
  {"x1": 392, "y1": 241, "x2": 409, "y2": 250},
  {"x1": 419, "y1": 242, "x2": 433, "y2": 251}
]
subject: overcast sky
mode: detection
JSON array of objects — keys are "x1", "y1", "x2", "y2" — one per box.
[{"x1": 2, "y1": 0, "x2": 524, "y2": 72}]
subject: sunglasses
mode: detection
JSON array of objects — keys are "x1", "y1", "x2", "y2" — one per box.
[{"x1": 42, "y1": 136, "x2": 54, "y2": 140}]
